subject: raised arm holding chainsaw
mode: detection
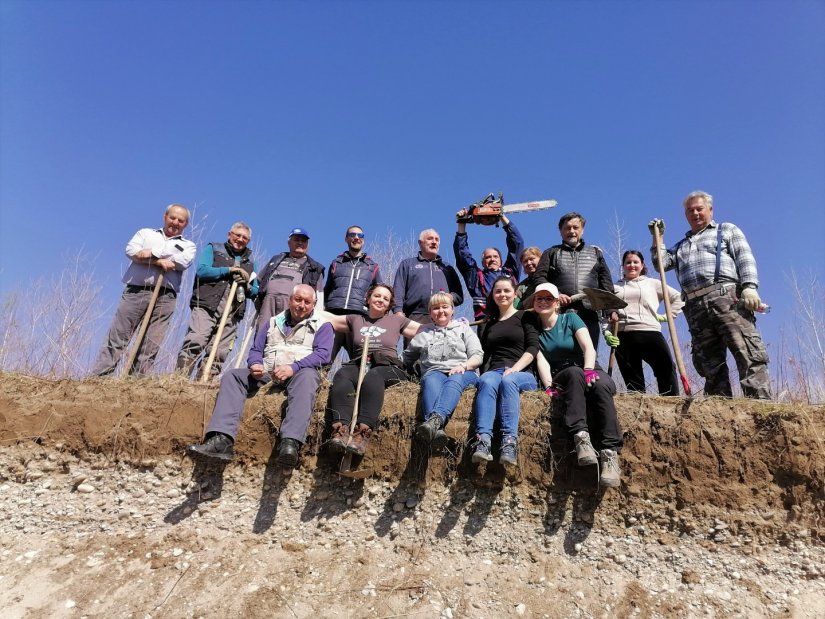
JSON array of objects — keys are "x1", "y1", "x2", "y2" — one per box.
[
  {"x1": 533, "y1": 211, "x2": 615, "y2": 352},
  {"x1": 454, "y1": 194, "x2": 525, "y2": 321},
  {"x1": 650, "y1": 190, "x2": 771, "y2": 400}
]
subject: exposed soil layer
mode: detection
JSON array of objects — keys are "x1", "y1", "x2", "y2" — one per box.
[{"x1": 1, "y1": 373, "x2": 823, "y2": 617}]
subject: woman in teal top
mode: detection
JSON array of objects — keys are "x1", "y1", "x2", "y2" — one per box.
[{"x1": 531, "y1": 282, "x2": 623, "y2": 488}]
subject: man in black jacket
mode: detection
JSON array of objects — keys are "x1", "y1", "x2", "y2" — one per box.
[{"x1": 534, "y1": 212, "x2": 614, "y2": 350}]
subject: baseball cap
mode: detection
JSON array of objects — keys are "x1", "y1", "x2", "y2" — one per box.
[
  {"x1": 289, "y1": 227, "x2": 310, "y2": 239},
  {"x1": 534, "y1": 283, "x2": 559, "y2": 298}
]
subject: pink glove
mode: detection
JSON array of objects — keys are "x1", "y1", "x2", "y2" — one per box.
[
  {"x1": 583, "y1": 368, "x2": 600, "y2": 388},
  {"x1": 545, "y1": 386, "x2": 560, "y2": 398}
]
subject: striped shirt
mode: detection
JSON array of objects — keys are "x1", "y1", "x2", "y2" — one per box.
[{"x1": 654, "y1": 221, "x2": 759, "y2": 293}]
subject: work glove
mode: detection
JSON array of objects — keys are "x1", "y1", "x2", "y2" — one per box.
[
  {"x1": 545, "y1": 386, "x2": 560, "y2": 398},
  {"x1": 740, "y1": 287, "x2": 762, "y2": 311},
  {"x1": 647, "y1": 218, "x2": 665, "y2": 234},
  {"x1": 603, "y1": 331, "x2": 620, "y2": 348},
  {"x1": 229, "y1": 266, "x2": 250, "y2": 284},
  {"x1": 583, "y1": 368, "x2": 600, "y2": 388},
  {"x1": 656, "y1": 314, "x2": 668, "y2": 322}
]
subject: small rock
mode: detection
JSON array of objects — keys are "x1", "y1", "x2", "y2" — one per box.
[
  {"x1": 615, "y1": 554, "x2": 627, "y2": 564},
  {"x1": 515, "y1": 603, "x2": 527, "y2": 616},
  {"x1": 392, "y1": 502, "x2": 404, "y2": 513},
  {"x1": 405, "y1": 497, "x2": 419, "y2": 509},
  {"x1": 165, "y1": 488, "x2": 180, "y2": 498},
  {"x1": 65, "y1": 600, "x2": 76, "y2": 609},
  {"x1": 77, "y1": 483, "x2": 95, "y2": 494}
]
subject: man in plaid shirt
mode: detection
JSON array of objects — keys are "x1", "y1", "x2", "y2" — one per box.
[{"x1": 650, "y1": 191, "x2": 771, "y2": 399}]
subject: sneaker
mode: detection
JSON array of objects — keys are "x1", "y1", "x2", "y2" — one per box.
[
  {"x1": 416, "y1": 414, "x2": 445, "y2": 444},
  {"x1": 599, "y1": 449, "x2": 621, "y2": 488},
  {"x1": 471, "y1": 434, "x2": 493, "y2": 463},
  {"x1": 277, "y1": 437, "x2": 300, "y2": 468},
  {"x1": 329, "y1": 422, "x2": 350, "y2": 453},
  {"x1": 574, "y1": 431, "x2": 598, "y2": 466},
  {"x1": 346, "y1": 424, "x2": 373, "y2": 456},
  {"x1": 500, "y1": 436, "x2": 518, "y2": 468},
  {"x1": 187, "y1": 433, "x2": 234, "y2": 462}
]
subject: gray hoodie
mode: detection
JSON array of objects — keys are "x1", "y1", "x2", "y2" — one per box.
[{"x1": 403, "y1": 320, "x2": 483, "y2": 378}]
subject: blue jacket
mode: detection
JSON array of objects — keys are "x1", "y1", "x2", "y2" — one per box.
[
  {"x1": 324, "y1": 252, "x2": 383, "y2": 314},
  {"x1": 453, "y1": 221, "x2": 523, "y2": 319},
  {"x1": 392, "y1": 253, "x2": 464, "y2": 316}
]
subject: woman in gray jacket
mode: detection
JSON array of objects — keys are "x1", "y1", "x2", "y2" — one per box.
[{"x1": 404, "y1": 292, "x2": 483, "y2": 450}]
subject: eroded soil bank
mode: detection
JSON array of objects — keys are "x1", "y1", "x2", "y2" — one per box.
[{"x1": 1, "y1": 374, "x2": 822, "y2": 617}]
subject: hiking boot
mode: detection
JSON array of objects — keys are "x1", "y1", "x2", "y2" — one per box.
[
  {"x1": 346, "y1": 423, "x2": 373, "y2": 456},
  {"x1": 430, "y1": 427, "x2": 450, "y2": 452},
  {"x1": 500, "y1": 436, "x2": 518, "y2": 468},
  {"x1": 574, "y1": 431, "x2": 598, "y2": 466},
  {"x1": 471, "y1": 434, "x2": 493, "y2": 463},
  {"x1": 329, "y1": 422, "x2": 350, "y2": 453},
  {"x1": 277, "y1": 437, "x2": 300, "y2": 468},
  {"x1": 599, "y1": 449, "x2": 621, "y2": 488},
  {"x1": 187, "y1": 433, "x2": 234, "y2": 463},
  {"x1": 416, "y1": 414, "x2": 445, "y2": 444}
]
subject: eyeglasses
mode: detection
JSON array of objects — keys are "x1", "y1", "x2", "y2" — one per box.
[
  {"x1": 229, "y1": 231, "x2": 250, "y2": 242},
  {"x1": 534, "y1": 296, "x2": 555, "y2": 303},
  {"x1": 347, "y1": 232, "x2": 365, "y2": 239}
]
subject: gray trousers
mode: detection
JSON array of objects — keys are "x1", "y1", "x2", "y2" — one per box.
[
  {"x1": 177, "y1": 305, "x2": 240, "y2": 376},
  {"x1": 206, "y1": 367, "x2": 321, "y2": 443},
  {"x1": 92, "y1": 286, "x2": 176, "y2": 377}
]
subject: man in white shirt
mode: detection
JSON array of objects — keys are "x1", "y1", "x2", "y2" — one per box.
[{"x1": 92, "y1": 204, "x2": 196, "y2": 377}]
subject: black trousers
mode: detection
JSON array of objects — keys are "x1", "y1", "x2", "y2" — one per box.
[
  {"x1": 327, "y1": 363, "x2": 408, "y2": 429},
  {"x1": 615, "y1": 330, "x2": 678, "y2": 396},
  {"x1": 553, "y1": 366, "x2": 622, "y2": 451}
]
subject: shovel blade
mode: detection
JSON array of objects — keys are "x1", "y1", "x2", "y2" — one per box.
[{"x1": 581, "y1": 287, "x2": 628, "y2": 310}]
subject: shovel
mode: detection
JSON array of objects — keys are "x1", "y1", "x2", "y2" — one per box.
[
  {"x1": 651, "y1": 224, "x2": 692, "y2": 396},
  {"x1": 570, "y1": 287, "x2": 628, "y2": 311},
  {"x1": 607, "y1": 314, "x2": 620, "y2": 377},
  {"x1": 339, "y1": 336, "x2": 373, "y2": 478},
  {"x1": 122, "y1": 275, "x2": 164, "y2": 377}
]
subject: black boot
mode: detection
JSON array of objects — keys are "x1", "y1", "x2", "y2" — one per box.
[
  {"x1": 187, "y1": 432, "x2": 234, "y2": 462},
  {"x1": 277, "y1": 437, "x2": 301, "y2": 468}
]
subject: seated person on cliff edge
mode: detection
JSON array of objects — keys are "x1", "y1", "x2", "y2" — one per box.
[{"x1": 186, "y1": 284, "x2": 333, "y2": 468}]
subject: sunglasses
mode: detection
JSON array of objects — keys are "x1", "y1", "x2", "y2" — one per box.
[
  {"x1": 347, "y1": 232, "x2": 365, "y2": 239},
  {"x1": 534, "y1": 296, "x2": 556, "y2": 303}
]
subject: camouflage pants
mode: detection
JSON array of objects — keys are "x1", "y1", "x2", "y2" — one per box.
[{"x1": 684, "y1": 286, "x2": 771, "y2": 399}]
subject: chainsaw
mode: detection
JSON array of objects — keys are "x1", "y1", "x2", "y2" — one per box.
[{"x1": 456, "y1": 193, "x2": 558, "y2": 226}]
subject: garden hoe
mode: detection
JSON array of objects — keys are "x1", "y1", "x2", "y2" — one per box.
[
  {"x1": 122, "y1": 275, "x2": 164, "y2": 377},
  {"x1": 201, "y1": 281, "x2": 239, "y2": 382},
  {"x1": 339, "y1": 336, "x2": 373, "y2": 479}
]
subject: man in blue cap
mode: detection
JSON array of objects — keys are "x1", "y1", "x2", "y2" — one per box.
[{"x1": 256, "y1": 227, "x2": 326, "y2": 328}]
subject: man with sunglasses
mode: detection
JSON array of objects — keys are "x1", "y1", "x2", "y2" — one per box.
[
  {"x1": 176, "y1": 222, "x2": 259, "y2": 379},
  {"x1": 324, "y1": 225, "x2": 384, "y2": 362}
]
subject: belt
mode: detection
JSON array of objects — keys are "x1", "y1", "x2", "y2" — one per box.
[
  {"x1": 683, "y1": 282, "x2": 733, "y2": 300},
  {"x1": 126, "y1": 283, "x2": 176, "y2": 295}
]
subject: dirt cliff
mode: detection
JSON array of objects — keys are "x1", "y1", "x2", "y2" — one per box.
[{"x1": 0, "y1": 374, "x2": 822, "y2": 617}]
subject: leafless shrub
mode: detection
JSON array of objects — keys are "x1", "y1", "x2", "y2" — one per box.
[
  {"x1": 0, "y1": 249, "x2": 108, "y2": 378},
  {"x1": 773, "y1": 270, "x2": 825, "y2": 403}
]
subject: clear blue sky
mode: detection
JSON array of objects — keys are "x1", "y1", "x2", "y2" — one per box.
[{"x1": 1, "y1": 0, "x2": 823, "y2": 353}]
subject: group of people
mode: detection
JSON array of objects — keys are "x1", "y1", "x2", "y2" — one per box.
[{"x1": 94, "y1": 190, "x2": 771, "y2": 486}]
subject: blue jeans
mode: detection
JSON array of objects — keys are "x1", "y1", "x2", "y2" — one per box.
[
  {"x1": 474, "y1": 368, "x2": 537, "y2": 438},
  {"x1": 421, "y1": 370, "x2": 479, "y2": 422}
]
